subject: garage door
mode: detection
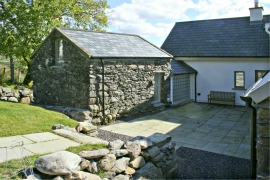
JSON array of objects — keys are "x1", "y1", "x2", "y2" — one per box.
[{"x1": 171, "y1": 74, "x2": 190, "y2": 105}]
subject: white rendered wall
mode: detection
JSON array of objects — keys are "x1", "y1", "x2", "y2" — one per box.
[{"x1": 175, "y1": 57, "x2": 269, "y2": 106}]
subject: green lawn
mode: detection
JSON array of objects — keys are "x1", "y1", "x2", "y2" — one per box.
[
  {"x1": 0, "y1": 101, "x2": 106, "y2": 178},
  {"x1": 0, "y1": 101, "x2": 78, "y2": 137}
]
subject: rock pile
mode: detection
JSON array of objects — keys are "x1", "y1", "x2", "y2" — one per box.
[
  {"x1": 75, "y1": 122, "x2": 98, "y2": 137},
  {"x1": 33, "y1": 133, "x2": 178, "y2": 180},
  {"x1": 0, "y1": 86, "x2": 33, "y2": 104},
  {"x1": 40, "y1": 105, "x2": 95, "y2": 124},
  {"x1": 53, "y1": 122, "x2": 99, "y2": 138}
]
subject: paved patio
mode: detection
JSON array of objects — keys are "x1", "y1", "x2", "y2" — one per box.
[{"x1": 101, "y1": 103, "x2": 251, "y2": 159}]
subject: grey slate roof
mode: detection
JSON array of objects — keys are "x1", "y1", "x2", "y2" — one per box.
[
  {"x1": 161, "y1": 15, "x2": 270, "y2": 57},
  {"x1": 58, "y1": 28, "x2": 171, "y2": 58},
  {"x1": 171, "y1": 60, "x2": 197, "y2": 75}
]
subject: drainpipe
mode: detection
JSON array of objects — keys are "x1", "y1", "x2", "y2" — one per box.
[
  {"x1": 100, "y1": 59, "x2": 106, "y2": 125},
  {"x1": 195, "y1": 73, "x2": 197, "y2": 102},
  {"x1": 240, "y1": 96, "x2": 256, "y2": 179}
]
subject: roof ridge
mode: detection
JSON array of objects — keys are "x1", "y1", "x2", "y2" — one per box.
[
  {"x1": 175, "y1": 14, "x2": 270, "y2": 24},
  {"x1": 60, "y1": 28, "x2": 140, "y2": 37}
]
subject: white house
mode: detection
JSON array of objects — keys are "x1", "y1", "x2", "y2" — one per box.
[{"x1": 162, "y1": 3, "x2": 270, "y2": 106}]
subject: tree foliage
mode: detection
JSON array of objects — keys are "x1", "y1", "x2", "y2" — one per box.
[{"x1": 0, "y1": 0, "x2": 109, "y2": 84}]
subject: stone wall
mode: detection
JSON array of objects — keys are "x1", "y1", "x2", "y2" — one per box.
[
  {"x1": 32, "y1": 133, "x2": 179, "y2": 180},
  {"x1": 0, "y1": 86, "x2": 33, "y2": 104},
  {"x1": 88, "y1": 59, "x2": 170, "y2": 124},
  {"x1": 32, "y1": 31, "x2": 91, "y2": 109},
  {"x1": 32, "y1": 32, "x2": 171, "y2": 123},
  {"x1": 256, "y1": 98, "x2": 270, "y2": 179}
]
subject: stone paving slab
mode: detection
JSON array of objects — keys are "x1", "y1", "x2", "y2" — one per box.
[
  {"x1": 53, "y1": 129, "x2": 109, "y2": 145},
  {"x1": 0, "y1": 136, "x2": 34, "y2": 147},
  {"x1": 22, "y1": 132, "x2": 61, "y2": 142},
  {"x1": 24, "y1": 138, "x2": 80, "y2": 154},
  {"x1": 101, "y1": 103, "x2": 251, "y2": 159},
  {"x1": 0, "y1": 146, "x2": 34, "y2": 163},
  {"x1": 0, "y1": 132, "x2": 81, "y2": 163}
]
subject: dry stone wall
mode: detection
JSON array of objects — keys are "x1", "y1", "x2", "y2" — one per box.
[
  {"x1": 89, "y1": 59, "x2": 171, "y2": 124},
  {"x1": 32, "y1": 133, "x2": 178, "y2": 180},
  {"x1": 0, "y1": 86, "x2": 33, "y2": 104},
  {"x1": 256, "y1": 99, "x2": 270, "y2": 179}
]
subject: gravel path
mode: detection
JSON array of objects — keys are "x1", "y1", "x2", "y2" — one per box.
[
  {"x1": 176, "y1": 147, "x2": 250, "y2": 179},
  {"x1": 97, "y1": 129, "x2": 133, "y2": 142},
  {"x1": 98, "y1": 129, "x2": 251, "y2": 179}
]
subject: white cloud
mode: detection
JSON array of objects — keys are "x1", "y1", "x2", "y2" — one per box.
[{"x1": 107, "y1": 0, "x2": 270, "y2": 46}]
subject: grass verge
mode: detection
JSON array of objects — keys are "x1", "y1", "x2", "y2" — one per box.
[
  {"x1": 0, "y1": 101, "x2": 78, "y2": 137},
  {"x1": 66, "y1": 143, "x2": 107, "y2": 154},
  {"x1": 0, "y1": 154, "x2": 41, "y2": 179}
]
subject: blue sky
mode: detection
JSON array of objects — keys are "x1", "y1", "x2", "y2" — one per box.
[{"x1": 106, "y1": 0, "x2": 270, "y2": 47}]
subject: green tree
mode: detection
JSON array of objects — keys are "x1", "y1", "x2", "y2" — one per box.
[{"x1": 0, "y1": 0, "x2": 108, "y2": 85}]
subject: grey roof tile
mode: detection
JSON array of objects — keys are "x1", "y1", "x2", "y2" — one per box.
[
  {"x1": 161, "y1": 15, "x2": 270, "y2": 57},
  {"x1": 59, "y1": 28, "x2": 171, "y2": 58},
  {"x1": 171, "y1": 60, "x2": 197, "y2": 74}
]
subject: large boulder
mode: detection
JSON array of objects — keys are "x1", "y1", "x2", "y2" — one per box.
[
  {"x1": 111, "y1": 149, "x2": 129, "y2": 157},
  {"x1": 79, "y1": 148, "x2": 109, "y2": 159},
  {"x1": 112, "y1": 174, "x2": 130, "y2": 180},
  {"x1": 65, "y1": 171, "x2": 101, "y2": 180},
  {"x1": 128, "y1": 136, "x2": 153, "y2": 149},
  {"x1": 2, "y1": 87, "x2": 12, "y2": 93},
  {"x1": 79, "y1": 159, "x2": 90, "y2": 170},
  {"x1": 20, "y1": 97, "x2": 31, "y2": 104},
  {"x1": 88, "y1": 161, "x2": 98, "y2": 173},
  {"x1": 148, "y1": 133, "x2": 171, "y2": 147},
  {"x1": 8, "y1": 97, "x2": 18, "y2": 102},
  {"x1": 125, "y1": 141, "x2": 141, "y2": 160},
  {"x1": 129, "y1": 156, "x2": 145, "y2": 169},
  {"x1": 124, "y1": 167, "x2": 136, "y2": 175},
  {"x1": 98, "y1": 154, "x2": 116, "y2": 171},
  {"x1": 108, "y1": 140, "x2": 125, "y2": 150},
  {"x1": 34, "y1": 151, "x2": 81, "y2": 175},
  {"x1": 67, "y1": 109, "x2": 92, "y2": 122},
  {"x1": 131, "y1": 162, "x2": 163, "y2": 180},
  {"x1": 143, "y1": 146, "x2": 160, "y2": 158},
  {"x1": 53, "y1": 129, "x2": 108, "y2": 145},
  {"x1": 111, "y1": 157, "x2": 130, "y2": 174},
  {"x1": 75, "y1": 122, "x2": 96, "y2": 133}
]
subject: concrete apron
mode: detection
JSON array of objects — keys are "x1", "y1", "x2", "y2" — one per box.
[{"x1": 101, "y1": 103, "x2": 251, "y2": 159}]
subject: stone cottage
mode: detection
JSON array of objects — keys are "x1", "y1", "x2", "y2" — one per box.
[{"x1": 31, "y1": 28, "x2": 172, "y2": 124}]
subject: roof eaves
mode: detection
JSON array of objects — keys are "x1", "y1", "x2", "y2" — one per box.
[
  {"x1": 91, "y1": 56, "x2": 172, "y2": 59},
  {"x1": 174, "y1": 55, "x2": 270, "y2": 58}
]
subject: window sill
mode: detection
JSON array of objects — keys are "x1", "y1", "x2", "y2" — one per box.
[
  {"x1": 50, "y1": 65, "x2": 63, "y2": 69},
  {"x1": 232, "y1": 87, "x2": 247, "y2": 91}
]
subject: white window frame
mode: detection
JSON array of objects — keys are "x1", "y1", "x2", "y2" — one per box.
[{"x1": 234, "y1": 71, "x2": 245, "y2": 89}]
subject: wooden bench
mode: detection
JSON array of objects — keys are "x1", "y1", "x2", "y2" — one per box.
[{"x1": 208, "y1": 91, "x2": 236, "y2": 106}]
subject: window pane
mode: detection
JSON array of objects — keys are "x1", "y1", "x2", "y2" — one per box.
[
  {"x1": 235, "y1": 72, "x2": 244, "y2": 88},
  {"x1": 256, "y1": 70, "x2": 268, "y2": 81},
  {"x1": 59, "y1": 39, "x2": 63, "y2": 61}
]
